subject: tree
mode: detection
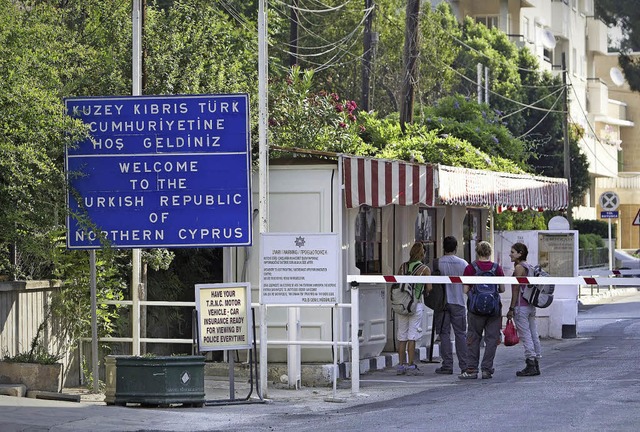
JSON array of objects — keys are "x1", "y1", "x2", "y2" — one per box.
[
  {"x1": 595, "y1": 0, "x2": 640, "y2": 91},
  {"x1": 0, "y1": 1, "x2": 90, "y2": 278}
]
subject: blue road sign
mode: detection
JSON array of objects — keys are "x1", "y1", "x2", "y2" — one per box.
[
  {"x1": 65, "y1": 94, "x2": 252, "y2": 249},
  {"x1": 601, "y1": 211, "x2": 619, "y2": 219}
]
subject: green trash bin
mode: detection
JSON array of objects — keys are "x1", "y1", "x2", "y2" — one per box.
[{"x1": 105, "y1": 355, "x2": 205, "y2": 407}]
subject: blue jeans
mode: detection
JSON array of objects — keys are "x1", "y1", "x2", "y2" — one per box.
[{"x1": 436, "y1": 304, "x2": 468, "y2": 372}]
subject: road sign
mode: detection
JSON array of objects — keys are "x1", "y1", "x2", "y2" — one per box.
[
  {"x1": 601, "y1": 211, "x2": 619, "y2": 219},
  {"x1": 634, "y1": 209, "x2": 640, "y2": 226},
  {"x1": 65, "y1": 94, "x2": 252, "y2": 249},
  {"x1": 599, "y1": 191, "x2": 620, "y2": 211}
]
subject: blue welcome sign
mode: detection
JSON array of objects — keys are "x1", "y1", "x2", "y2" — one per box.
[{"x1": 65, "y1": 94, "x2": 252, "y2": 249}]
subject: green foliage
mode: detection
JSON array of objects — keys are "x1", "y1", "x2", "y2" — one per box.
[
  {"x1": 81, "y1": 356, "x2": 105, "y2": 391},
  {"x1": 145, "y1": 0, "x2": 257, "y2": 95},
  {"x1": 574, "y1": 219, "x2": 617, "y2": 238},
  {"x1": 579, "y1": 233, "x2": 605, "y2": 250},
  {"x1": 416, "y1": 95, "x2": 529, "y2": 168},
  {"x1": 371, "y1": 119, "x2": 522, "y2": 171},
  {"x1": 493, "y1": 211, "x2": 547, "y2": 231},
  {"x1": 269, "y1": 66, "x2": 376, "y2": 155},
  {"x1": 48, "y1": 230, "x2": 128, "y2": 346},
  {"x1": 2, "y1": 347, "x2": 61, "y2": 365},
  {"x1": 0, "y1": 0, "x2": 89, "y2": 278}
]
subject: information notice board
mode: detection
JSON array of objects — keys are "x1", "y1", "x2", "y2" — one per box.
[{"x1": 260, "y1": 233, "x2": 339, "y2": 304}]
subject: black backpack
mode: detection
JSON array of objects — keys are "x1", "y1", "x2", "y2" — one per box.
[
  {"x1": 424, "y1": 258, "x2": 447, "y2": 312},
  {"x1": 467, "y1": 262, "x2": 501, "y2": 316}
]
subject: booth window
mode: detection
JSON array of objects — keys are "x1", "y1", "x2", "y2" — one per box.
[
  {"x1": 415, "y1": 207, "x2": 436, "y2": 267},
  {"x1": 355, "y1": 205, "x2": 381, "y2": 274},
  {"x1": 463, "y1": 209, "x2": 482, "y2": 263}
]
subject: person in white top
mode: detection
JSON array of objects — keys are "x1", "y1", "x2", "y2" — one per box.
[{"x1": 434, "y1": 236, "x2": 470, "y2": 375}]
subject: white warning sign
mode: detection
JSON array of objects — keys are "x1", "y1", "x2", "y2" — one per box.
[
  {"x1": 195, "y1": 283, "x2": 252, "y2": 351},
  {"x1": 260, "y1": 233, "x2": 339, "y2": 305}
]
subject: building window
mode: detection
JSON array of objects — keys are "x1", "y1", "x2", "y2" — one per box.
[
  {"x1": 523, "y1": 17, "x2": 530, "y2": 41},
  {"x1": 475, "y1": 15, "x2": 499, "y2": 29},
  {"x1": 415, "y1": 207, "x2": 436, "y2": 267},
  {"x1": 355, "y1": 205, "x2": 381, "y2": 274}
]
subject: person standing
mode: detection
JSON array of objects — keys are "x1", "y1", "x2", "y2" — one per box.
[
  {"x1": 459, "y1": 241, "x2": 505, "y2": 380},
  {"x1": 396, "y1": 242, "x2": 432, "y2": 376},
  {"x1": 434, "y1": 236, "x2": 469, "y2": 375},
  {"x1": 506, "y1": 242, "x2": 542, "y2": 377}
]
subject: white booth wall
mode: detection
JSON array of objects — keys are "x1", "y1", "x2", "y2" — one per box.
[{"x1": 494, "y1": 230, "x2": 579, "y2": 339}]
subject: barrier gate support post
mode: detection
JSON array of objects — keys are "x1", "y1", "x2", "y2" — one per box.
[{"x1": 350, "y1": 282, "x2": 360, "y2": 394}]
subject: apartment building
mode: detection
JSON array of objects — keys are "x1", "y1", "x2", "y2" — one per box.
[{"x1": 432, "y1": 0, "x2": 640, "y2": 249}]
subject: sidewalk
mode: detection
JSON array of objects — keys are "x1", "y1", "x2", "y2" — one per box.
[
  {"x1": 578, "y1": 285, "x2": 639, "y2": 305},
  {"x1": 51, "y1": 285, "x2": 636, "y2": 406}
]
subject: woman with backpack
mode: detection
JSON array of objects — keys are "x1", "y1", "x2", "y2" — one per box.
[
  {"x1": 459, "y1": 241, "x2": 505, "y2": 380},
  {"x1": 395, "y1": 242, "x2": 432, "y2": 376},
  {"x1": 506, "y1": 242, "x2": 542, "y2": 377}
]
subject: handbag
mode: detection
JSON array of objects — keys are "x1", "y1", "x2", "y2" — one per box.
[{"x1": 503, "y1": 318, "x2": 519, "y2": 346}]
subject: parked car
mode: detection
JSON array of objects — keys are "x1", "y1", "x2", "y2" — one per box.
[{"x1": 614, "y1": 250, "x2": 640, "y2": 269}]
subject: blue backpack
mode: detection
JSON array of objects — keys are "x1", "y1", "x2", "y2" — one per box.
[{"x1": 467, "y1": 262, "x2": 501, "y2": 316}]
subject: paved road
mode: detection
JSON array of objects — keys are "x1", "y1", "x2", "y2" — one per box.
[{"x1": 2, "y1": 291, "x2": 640, "y2": 431}]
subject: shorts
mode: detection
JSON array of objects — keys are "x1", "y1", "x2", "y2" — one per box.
[{"x1": 396, "y1": 302, "x2": 424, "y2": 341}]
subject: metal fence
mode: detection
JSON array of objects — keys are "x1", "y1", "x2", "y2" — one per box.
[{"x1": 579, "y1": 247, "x2": 609, "y2": 269}]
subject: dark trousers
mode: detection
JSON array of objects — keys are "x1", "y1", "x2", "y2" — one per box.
[
  {"x1": 435, "y1": 304, "x2": 468, "y2": 372},
  {"x1": 466, "y1": 311, "x2": 501, "y2": 373}
]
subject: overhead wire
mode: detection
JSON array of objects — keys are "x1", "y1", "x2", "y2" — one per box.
[
  {"x1": 276, "y1": 1, "x2": 374, "y2": 71},
  {"x1": 566, "y1": 74, "x2": 622, "y2": 172},
  {"x1": 514, "y1": 90, "x2": 563, "y2": 139},
  {"x1": 275, "y1": 0, "x2": 355, "y2": 14},
  {"x1": 428, "y1": 55, "x2": 567, "y2": 114}
]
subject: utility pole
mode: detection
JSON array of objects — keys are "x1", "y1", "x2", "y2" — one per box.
[
  {"x1": 485, "y1": 66, "x2": 490, "y2": 106},
  {"x1": 257, "y1": 0, "x2": 270, "y2": 399},
  {"x1": 361, "y1": 0, "x2": 375, "y2": 111},
  {"x1": 562, "y1": 53, "x2": 573, "y2": 227},
  {"x1": 400, "y1": 0, "x2": 420, "y2": 133},
  {"x1": 289, "y1": 0, "x2": 298, "y2": 67},
  {"x1": 477, "y1": 63, "x2": 483, "y2": 104}
]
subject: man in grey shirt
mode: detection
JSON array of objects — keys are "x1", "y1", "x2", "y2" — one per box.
[{"x1": 434, "y1": 236, "x2": 469, "y2": 374}]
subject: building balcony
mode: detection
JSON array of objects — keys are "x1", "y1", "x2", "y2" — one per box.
[
  {"x1": 587, "y1": 17, "x2": 608, "y2": 54},
  {"x1": 581, "y1": 134, "x2": 619, "y2": 178},
  {"x1": 550, "y1": 0, "x2": 570, "y2": 40},
  {"x1": 587, "y1": 78, "x2": 609, "y2": 117}
]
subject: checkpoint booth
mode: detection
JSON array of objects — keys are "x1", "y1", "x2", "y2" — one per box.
[{"x1": 228, "y1": 154, "x2": 569, "y2": 372}]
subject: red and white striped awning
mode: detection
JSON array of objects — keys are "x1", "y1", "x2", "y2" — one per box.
[
  {"x1": 342, "y1": 156, "x2": 435, "y2": 208},
  {"x1": 438, "y1": 165, "x2": 569, "y2": 211},
  {"x1": 342, "y1": 156, "x2": 569, "y2": 211}
]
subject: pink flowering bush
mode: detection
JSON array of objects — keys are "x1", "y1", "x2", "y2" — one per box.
[{"x1": 268, "y1": 66, "x2": 374, "y2": 155}]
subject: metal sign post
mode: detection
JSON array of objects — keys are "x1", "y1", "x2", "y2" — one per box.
[{"x1": 600, "y1": 191, "x2": 620, "y2": 276}]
